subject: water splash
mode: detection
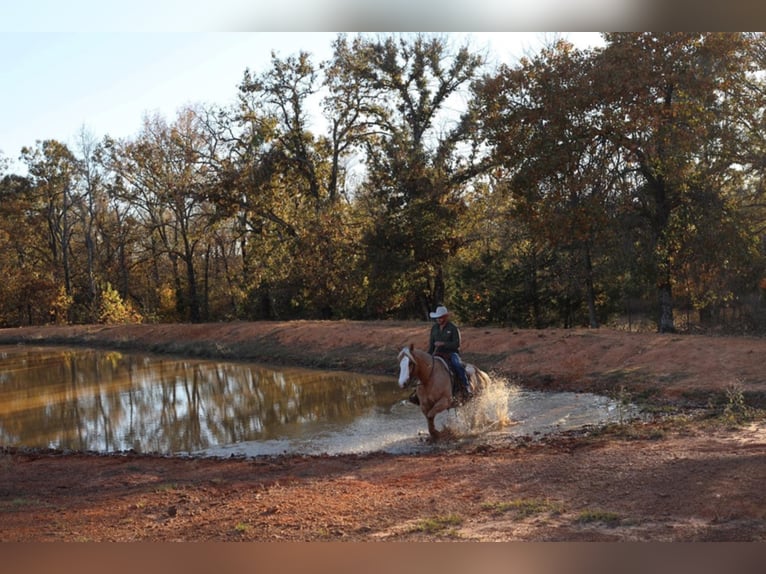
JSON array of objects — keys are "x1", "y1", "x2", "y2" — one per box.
[{"x1": 441, "y1": 373, "x2": 517, "y2": 437}]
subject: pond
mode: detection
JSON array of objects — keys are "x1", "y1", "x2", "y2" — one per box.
[{"x1": 0, "y1": 345, "x2": 635, "y2": 457}]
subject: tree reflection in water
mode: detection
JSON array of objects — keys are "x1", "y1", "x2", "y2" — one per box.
[{"x1": 0, "y1": 345, "x2": 392, "y2": 454}]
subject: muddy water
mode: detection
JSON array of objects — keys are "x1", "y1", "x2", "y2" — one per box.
[{"x1": 0, "y1": 345, "x2": 634, "y2": 457}]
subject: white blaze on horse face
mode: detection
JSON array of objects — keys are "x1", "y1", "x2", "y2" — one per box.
[{"x1": 398, "y1": 354, "x2": 411, "y2": 388}]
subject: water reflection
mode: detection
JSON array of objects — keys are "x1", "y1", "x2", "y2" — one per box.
[
  {"x1": 0, "y1": 345, "x2": 633, "y2": 457},
  {"x1": 0, "y1": 345, "x2": 396, "y2": 455}
]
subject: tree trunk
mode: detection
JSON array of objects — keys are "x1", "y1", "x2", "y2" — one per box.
[
  {"x1": 584, "y1": 244, "x2": 599, "y2": 328},
  {"x1": 651, "y1": 174, "x2": 676, "y2": 334},
  {"x1": 61, "y1": 184, "x2": 72, "y2": 322},
  {"x1": 433, "y1": 265, "x2": 445, "y2": 310},
  {"x1": 658, "y1": 280, "x2": 676, "y2": 333},
  {"x1": 184, "y1": 250, "x2": 201, "y2": 323},
  {"x1": 526, "y1": 253, "x2": 542, "y2": 329}
]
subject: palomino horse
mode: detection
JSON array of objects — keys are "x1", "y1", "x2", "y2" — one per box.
[{"x1": 397, "y1": 344, "x2": 492, "y2": 440}]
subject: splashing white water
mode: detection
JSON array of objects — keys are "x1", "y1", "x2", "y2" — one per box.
[{"x1": 441, "y1": 373, "x2": 517, "y2": 437}]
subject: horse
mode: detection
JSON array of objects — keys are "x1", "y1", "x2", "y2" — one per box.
[{"x1": 397, "y1": 344, "x2": 492, "y2": 440}]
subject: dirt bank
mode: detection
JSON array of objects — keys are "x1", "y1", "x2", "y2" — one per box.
[
  {"x1": 1, "y1": 321, "x2": 765, "y2": 541},
  {"x1": 2, "y1": 321, "x2": 765, "y2": 403}
]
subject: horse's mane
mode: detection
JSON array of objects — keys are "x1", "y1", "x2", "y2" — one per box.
[{"x1": 397, "y1": 344, "x2": 416, "y2": 363}]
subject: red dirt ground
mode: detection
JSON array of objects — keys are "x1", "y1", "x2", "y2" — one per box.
[{"x1": 1, "y1": 321, "x2": 765, "y2": 541}]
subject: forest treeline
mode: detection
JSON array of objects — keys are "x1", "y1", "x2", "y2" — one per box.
[{"x1": 2, "y1": 32, "x2": 766, "y2": 333}]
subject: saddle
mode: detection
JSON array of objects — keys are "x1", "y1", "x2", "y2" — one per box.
[{"x1": 433, "y1": 352, "x2": 465, "y2": 399}]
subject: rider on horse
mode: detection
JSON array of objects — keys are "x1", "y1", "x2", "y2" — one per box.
[{"x1": 428, "y1": 305, "x2": 472, "y2": 400}]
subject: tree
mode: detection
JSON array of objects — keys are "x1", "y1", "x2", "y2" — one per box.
[
  {"x1": 327, "y1": 33, "x2": 487, "y2": 317},
  {"x1": 105, "y1": 109, "x2": 219, "y2": 322},
  {"x1": 591, "y1": 33, "x2": 763, "y2": 332},
  {"x1": 239, "y1": 51, "x2": 326, "y2": 204},
  {"x1": 472, "y1": 39, "x2": 630, "y2": 328},
  {"x1": 73, "y1": 127, "x2": 108, "y2": 321},
  {"x1": 234, "y1": 48, "x2": 369, "y2": 319},
  {"x1": 0, "y1": 173, "x2": 42, "y2": 325},
  {"x1": 20, "y1": 140, "x2": 80, "y2": 323},
  {"x1": 474, "y1": 33, "x2": 766, "y2": 331}
]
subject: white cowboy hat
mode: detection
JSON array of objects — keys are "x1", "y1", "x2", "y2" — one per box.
[{"x1": 429, "y1": 305, "x2": 450, "y2": 319}]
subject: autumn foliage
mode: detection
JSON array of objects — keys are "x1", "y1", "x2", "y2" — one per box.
[{"x1": 1, "y1": 33, "x2": 765, "y2": 333}]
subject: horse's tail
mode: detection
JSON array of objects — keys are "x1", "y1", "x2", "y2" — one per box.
[{"x1": 467, "y1": 365, "x2": 492, "y2": 392}]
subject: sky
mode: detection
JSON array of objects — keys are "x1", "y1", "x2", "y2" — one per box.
[
  {"x1": 0, "y1": 32, "x2": 346, "y2": 162},
  {"x1": 0, "y1": 1, "x2": 618, "y2": 171},
  {"x1": 1, "y1": 31, "x2": 607, "y2": 171}
]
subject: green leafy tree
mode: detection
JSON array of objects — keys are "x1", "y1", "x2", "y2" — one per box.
[{"x1": 234, "y1": 48, "x2": 367, "y2": 319}]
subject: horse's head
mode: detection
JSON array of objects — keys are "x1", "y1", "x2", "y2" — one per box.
[{"x1": 397, "y1": 344, "x2": 416, "y2": 388}]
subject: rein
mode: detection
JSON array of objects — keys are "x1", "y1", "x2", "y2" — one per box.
[
  {"x1": 413, "y1": 351, "x2": 443, "y2": 385},
  {"x1": 425, "y1": 353, "x2": 436, "y2": 381}
]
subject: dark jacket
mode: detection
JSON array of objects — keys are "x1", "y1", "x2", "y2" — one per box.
[{"x1": 428, "y1": 321, "x2": 461, "y2": 355}]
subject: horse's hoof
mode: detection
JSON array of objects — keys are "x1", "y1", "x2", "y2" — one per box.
[
  {"x1": 427, "y1": 428, "x2": 441, "y2": 441},
  {"x1": 432, "y1": 428, "x2": 455, "y2": 442}
]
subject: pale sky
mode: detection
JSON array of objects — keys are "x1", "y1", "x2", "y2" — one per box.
[
  {"x1": 0, "y1": 2, "x2": 613, "y2": 171},
  {"x1": 0, "y1": 32, "x2": 344, "y2": 161}
]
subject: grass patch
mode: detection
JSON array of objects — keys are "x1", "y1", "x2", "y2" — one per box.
[
  {"x1": 575, "y1": 509, "x2": 622, "y2": 527},
  {"x1": 609, "y1": 385, "x2": 635, "y2": 424},
  {"x1": 595, "y1": 420, "x2": 668, "y2": 441},
  {"x1": 0, "y1": 497, "x2": 46, "y2": 512},
  {"x1": 481, "y1": 498, "x2": 563, "y2": 519},
  {"x1": 656, "y1": 372, "x2": 687, "y2": 384},
  {"x1": 694, "y1": 383, "x2": 766, "y2": 430},
  {"x1": 410, "y1": 514, "x2": 463, "y2": 536},
  {"x1": 719, "y1": 383, "x2": 760, "y2": 426}
]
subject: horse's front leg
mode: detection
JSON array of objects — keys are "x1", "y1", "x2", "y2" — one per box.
[
  {"x1": 426, "y1": 416, "x2": 439, "y2": 440},
  {"x1": 424, "y1": 397, "x2": 451, "y2": 440},
  {"x1": 426, "y1": 396, "x2": 451, "y2": 419}
]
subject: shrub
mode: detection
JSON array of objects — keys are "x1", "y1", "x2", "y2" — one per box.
[{"x1": 98, "y1": 283, "x2": 143, "y2": 324}]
